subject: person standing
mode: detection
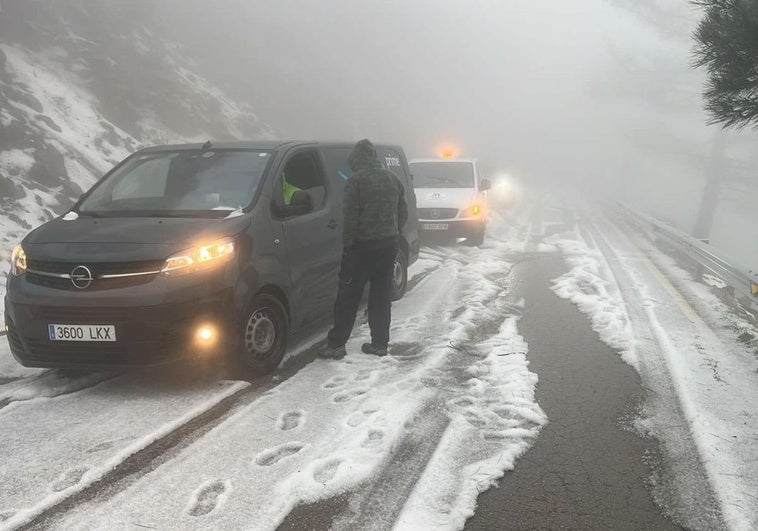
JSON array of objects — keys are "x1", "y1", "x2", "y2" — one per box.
[{"x1": 319, "y1": 139, "x2": 408, "y2": 359}]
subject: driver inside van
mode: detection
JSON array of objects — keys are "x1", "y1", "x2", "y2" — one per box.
[{"x1": 281, "y1": 171, "x2": 301, "y2": 205}]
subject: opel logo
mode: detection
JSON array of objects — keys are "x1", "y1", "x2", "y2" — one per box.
[
  {"x1": 430, "y1": 208, "x2": 440, "y2": 219},
  {"x1": 70, "y1": 265, "x2": 93, "y2": 289}
]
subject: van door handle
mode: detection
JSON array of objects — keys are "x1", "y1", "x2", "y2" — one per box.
[{"x1": 327, "y1": 219, "x2": 337, "y2": 230}]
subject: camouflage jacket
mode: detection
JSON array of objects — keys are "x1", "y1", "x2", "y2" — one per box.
[{"x1": 343, "y1": 139, "x2": 408, "y2": 249}]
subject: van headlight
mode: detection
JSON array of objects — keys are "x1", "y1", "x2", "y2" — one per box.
[
  {"x1": 10, "y1": 244, "x2": 27, "y2": 276},
  {"x1": 161, "y1": 237, "x2": 235, "y2": 276},
  {"x1": 460, "y1": 205, "x2": 483, "y2": 218}
]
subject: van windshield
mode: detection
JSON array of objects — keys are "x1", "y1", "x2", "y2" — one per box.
[
  {"x1": 410, "y1": 161, "x2": 475, "y2": 189},
  {"x1": 78, "y1": 149, "x2": 271, "y2": 218}
]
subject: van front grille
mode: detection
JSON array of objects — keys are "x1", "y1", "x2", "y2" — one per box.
[
  {"x1": 417, "y1": 208, "x2": 459, "y2": 220},
  {"x1": 25, "y1": 259, "x2": 164, "y2": 291}
]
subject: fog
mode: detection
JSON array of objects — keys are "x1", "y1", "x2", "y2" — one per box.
[
  {"x1": 5, "y1": 0, "x2": 754, "y2": 263},
  {"x1": 153, "y1": 0, "x2": 756, "y2": 264},
  {"x1": 167, "y1": 0, "x2": 674, "y2": 187}
]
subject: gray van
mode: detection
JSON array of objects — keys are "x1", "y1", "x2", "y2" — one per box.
[{"x1": 4, "y1": 141, "x2": 419, "y2": 375}]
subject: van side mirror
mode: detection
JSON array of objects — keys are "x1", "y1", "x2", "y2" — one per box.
[
  {"x1": 275, "y1": 190, "x2": 313, "y2": 217},
  {"x1": 480, "y1": 179, "x2": 491, "y2": 191}
]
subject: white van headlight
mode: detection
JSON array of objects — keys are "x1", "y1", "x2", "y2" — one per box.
[
  {"x1": 10, "y1": 244, "x2": 27, "y2": 276},
  {"x1": 460, "y1": 205, "x2": 483, "y2": 218},
  {"x1": 161, "y1": 237, "x2": 235, "y2": 276}
]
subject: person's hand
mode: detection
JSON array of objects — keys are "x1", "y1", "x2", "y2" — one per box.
[{"x1": 339, "y1": 249, "x2": 356, "y2": 284}]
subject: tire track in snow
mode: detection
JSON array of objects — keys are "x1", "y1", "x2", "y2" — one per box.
[
  {"x1": 20, "y1": 252, "x2": 449, "y2": 530},
  {"x1": 0, "y1": 370, "x2": 121, "y2": 412},
  {"x1": 40, "y1": 257, "x2": 470, "y2": 530},
  {"x1": 582, "y1": 218, "x2": 725, "y2": 530},
  {"x1": 282, "y1": 241, "x2": 544, "y2": 530}
]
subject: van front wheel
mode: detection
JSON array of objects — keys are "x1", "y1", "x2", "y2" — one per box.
[
  {"x1": 238, "y1": 294, "x2": 288, "y2": 375},
  {"x1": 467, "y1": 225, "x2": 485, "y2": 247}
]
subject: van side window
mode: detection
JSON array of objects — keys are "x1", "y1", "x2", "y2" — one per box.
[
  {"x1": 276, "y1": 151, "x2": 327, "y2": 211},
  {"x1": 323, "y1": 148, "x2": 353, "y2": 193}
]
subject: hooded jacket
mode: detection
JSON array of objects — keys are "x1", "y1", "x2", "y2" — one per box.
[{"x1": 343, "y1": 139, "x2": 408, "y2": 249}]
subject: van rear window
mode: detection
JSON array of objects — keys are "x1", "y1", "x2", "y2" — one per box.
[{"x1": 410, "y1": 162, "x2": 474, "y2": 188}]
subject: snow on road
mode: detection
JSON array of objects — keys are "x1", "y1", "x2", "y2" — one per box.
[
  {"x1": 0, "y1": 348, "x2": 248, "y2": 530},
  {"x1": 548, "y1": 233, "x2": 637, "y2": 368},
  {"x1": 549, "y1": 211, "x2": 758, "y2": 531},
  {"x1": 395, "y1": 317, "x2": 544, "y2": 531},
  {"x1": 46, "y1": 219, "x2": 544, "y2": 530}
]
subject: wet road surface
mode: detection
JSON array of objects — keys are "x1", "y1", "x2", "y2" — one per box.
[{"x1": 466, "y1": 253, "x2": 681, "y2": 530}]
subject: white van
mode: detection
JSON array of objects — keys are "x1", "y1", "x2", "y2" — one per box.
[{"x1": 409, "y1": 158, "x2": 490, "y2": 245}]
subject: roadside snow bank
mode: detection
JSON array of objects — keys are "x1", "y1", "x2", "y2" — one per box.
[
  {"x1": 547, "y1": 233, "x2": 637, "y2": 368},
  {"x1": 394, "y1": 317, "x2": 546, "y2": 531},
  {"x1": 621, "y1": 226, "x2": 758, "y2": 531},
  {"x1": 553, "y1": 216, "x2": 758, "y2": 530}
]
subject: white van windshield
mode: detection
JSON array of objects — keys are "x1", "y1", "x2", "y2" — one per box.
[
  {"x1": 410, "y1": 162, "x2": 474, "y2": 188},
  {"x1": 78, "y1": 149, "x2": 271, "y2": 218}
]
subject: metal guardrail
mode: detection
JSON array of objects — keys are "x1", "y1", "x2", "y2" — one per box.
[{"x1": 619, "y1": 203, "x2": 758, "y2": 311}]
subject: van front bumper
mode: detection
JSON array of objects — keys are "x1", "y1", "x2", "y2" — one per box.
[
  {"x1": 4, "y1": 270, "x2": 238, "y2": 368},
  {"x1": 418, "y1": 218, "x2": 485, "y2": 239}
]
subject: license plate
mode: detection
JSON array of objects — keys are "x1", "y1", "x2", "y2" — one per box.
[
  {"x1": 422, "y1": 223, "x2": 449, "y2": 231},
  {"x1": 48, "y1": 324, "x2": 116, "y2": 342}
]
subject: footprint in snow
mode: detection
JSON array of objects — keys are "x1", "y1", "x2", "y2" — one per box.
[
  {"x1": 86, "y1": 441, "x2": 115, "y2": 454},
  {"x1": 277, "y1": 410, "x2": 304, "y2": 431},
  {"x1": 361, "y1": 429, "x2": 385, "y2": 449},
  {"x1": 493, "y1": 406, "x2": 541, "y2": 428},
  {"x1": 464, "y1": 411, "x2": 487, "y2": 428},
  {"x1": 481, "y1": 430, "x2": 510, "y2": 442},
  {"x1": 313, "y1": 458, "x2": 342, "y2": 484},
  {"x1": 86, "y1": 436, "x2": 133, "y2": 454},
  {"x1": 255, "y1": 442, "x2": 307, "y2": 466},
  {"x1": 395, "y1": 378, "x2": 421, "y2": 391},
  {"x1": 51, "y1": 466, "x2": 89, "y2": 492},
  {"x1": 322, "y1": 375, "x2": 348, "y2": 390},
  {"x1": 332, "y1": 388, "x2": 368, "y2": 403},
  {"x1": 420, "y1": 376, "x2": 439, "y2": 388},
  {"x1": 391, "y1": 343, "x2": 423, "y2": 359},
  {"x1": 346, "y1": 408, "x2": 379, "y2": 427},
  {"x1": 352, "y1": 370, "x2": 374, "y2": 382},
  {"x1": 452, "y1": 397, "x2": 475, "y2": 408},
  {"x1": 188, "y1": 480, "x2": 230, "y2": 517}
]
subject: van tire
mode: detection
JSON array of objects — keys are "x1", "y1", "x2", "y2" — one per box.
[
  {"x1": 238, "y1": 294, "x2": 288, "y2": 376},
  {"x1": 392, "y1": 249, "x2": 408, "y2": 301},
  {"x1": 468, "y1": 226, "x2": 485, "y2": 247}
]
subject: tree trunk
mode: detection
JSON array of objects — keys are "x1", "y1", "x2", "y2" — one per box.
[{"x1": 692, "y1": 131, "x2": 727, "y2": 242}]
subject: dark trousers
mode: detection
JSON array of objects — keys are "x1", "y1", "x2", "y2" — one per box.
[{"x1": 327, "y1": 244, "x2": 396, "y2": 348}]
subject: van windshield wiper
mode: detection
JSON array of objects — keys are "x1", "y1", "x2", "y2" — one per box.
[{"x1": 144, "y1": 210, "x2": 223, "y2": 218}]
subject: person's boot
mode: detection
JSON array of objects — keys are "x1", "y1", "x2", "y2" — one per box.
[
  {"x1": 361, "y1": 343, "x2": 388, "y2": 356},
  {"x1": 318, "y1": 344, "x2": 347, "y2": 360}
]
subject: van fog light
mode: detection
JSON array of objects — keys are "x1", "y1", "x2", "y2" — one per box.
[{"x1": 195, "y1": 325, "x2": 217, "y2": 346}]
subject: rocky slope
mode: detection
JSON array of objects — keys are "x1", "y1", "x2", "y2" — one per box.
[{"x1": 0, "y1": 0, "x2": 273, "y2": 322}]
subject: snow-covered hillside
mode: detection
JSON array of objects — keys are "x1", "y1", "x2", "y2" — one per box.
[{"x1": 0, "y1": 0, "x2": 274, "y2": 323}]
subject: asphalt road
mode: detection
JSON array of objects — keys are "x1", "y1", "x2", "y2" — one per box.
[
  {"x1": 465, "y1": 253, "x2": 682, "y2": 530},
  {"x1": 3, "y1": 215, "x2": 726, "y2": 530}
]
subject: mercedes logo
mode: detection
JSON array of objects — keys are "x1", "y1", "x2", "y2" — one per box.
[
  {"x1": 70, "y1": 265, "x2": 93, "y2": 289},
  {"x1": 430, "y1": 208, "x2": 440, "y2": 219}
]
